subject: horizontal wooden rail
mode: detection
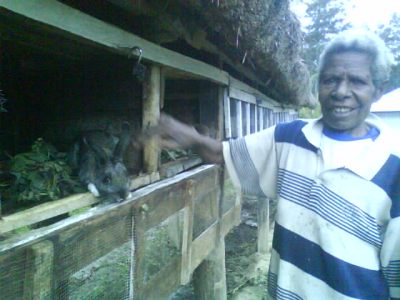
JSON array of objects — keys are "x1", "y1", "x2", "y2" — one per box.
[
  {"x1": 0, "y1": 165, "x2": 215, "y2": 252},
  {"x1": 0, "y1": 0, "x2": 229, "y2": 85},
  {"x1": 0, "y1": 173, "x2": 159, "y2": 235}
]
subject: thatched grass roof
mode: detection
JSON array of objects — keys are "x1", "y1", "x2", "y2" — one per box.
[
  {"x1": 66, "y1": 0, "x2": 314, "y2": 106},
  {"x1": 168, "y1": 0, "x2": 314, "y2": 106}
]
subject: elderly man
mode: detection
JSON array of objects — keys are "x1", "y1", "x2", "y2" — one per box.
[{"x1": 158, "y1": 29, "x2": 399, "y2": 299}]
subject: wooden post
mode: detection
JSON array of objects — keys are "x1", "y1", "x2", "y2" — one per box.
[
  {"x1": 180, "y1": 180, "x2": 195, "y2": 284},
  {"x1": 193, "y1": 238, "x2": 227, "y2": 300},
  {"x1": 217, "y1": 86, "x2": 226, "y2": 141},
  {"x1": 160, "y1": 67, "x2": 165, "y2": 110},
  {"x1": 143, "y1": 64, "x2": 161, "y2": 174},
  {"x1": 23, "y1": 240, "x2": 54, "y2": 300},
  {"x1": 259, "y1": 106, "x2": 264, "y2": 131},
  {"x1": 257, "y1": 197, "x2": 269, "y2": 255},
  {"x1": 253, "y1": 105, "x2": 258, "y2": 133},
  {"x1": 193, "y1": 166, "x2": 227, "y2": 300},
  {"x1": 236, "y1": 101, "x2": 242, "y2": 138},
  {"x1": 245, "y1": 102, "x2": 251, "y2": 135},
  {"x1": 222, "y1": 88, "x2": 231, "y2": 139}
]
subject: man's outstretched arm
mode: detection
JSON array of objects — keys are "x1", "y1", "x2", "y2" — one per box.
[{"x1": 157, "y1": 113, "x2": 224, "y2": 164}]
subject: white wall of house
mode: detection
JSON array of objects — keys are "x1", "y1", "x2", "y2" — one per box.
[{"x1": 371, "y1": 88, "x2": 400, "y2": 131}]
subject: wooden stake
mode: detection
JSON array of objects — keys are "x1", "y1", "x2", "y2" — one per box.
[
  {"x1": 257, "y1": 196, "x2": 269, "y2": 255},
  {"x1": 143, "y1": 64, "x2": 161, "y2": 173},
  {"x1": 193, "y1": 238, "x2": 227, "y2": 300},
  {"x1": 23, "y1": 241, "x2": 54, "y2": 300}
]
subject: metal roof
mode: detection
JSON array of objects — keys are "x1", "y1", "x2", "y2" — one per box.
[{"x1": 371, "y1": 88, "x2": 400, "y2": 112}]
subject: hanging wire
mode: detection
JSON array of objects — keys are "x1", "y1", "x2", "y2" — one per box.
[{"x1": 0, "y1": 88, "x2": 7, "y2": 112}]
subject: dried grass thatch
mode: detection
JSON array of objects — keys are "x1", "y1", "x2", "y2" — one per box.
[
  {"x1": 171, "y1": 0, "x2": 314, "y2": 106},
  {"x1": 71, "y1": 0, "x2": 314, "y2": 106}
]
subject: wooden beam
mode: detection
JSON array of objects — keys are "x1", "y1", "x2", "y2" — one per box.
[
  {"x1": 0, "y1": 174, "x2": 158, "y2": 235},
  {"x1": 0, "y1": 193, "x2": 98, "y2": 235},
  {"x1": 159, "y1": 157, "x2": 202, "y2": 179},
  {"x1": 236, "y1": 100, "x2": 242, "y2": 138},
  {"x1": 180, "y1": 180, "x2": 195, "y2": 284},
  {"x1": 221, "y1": 204, "x2": 241, "y2": 236},
  {"x1": 223, "y1": 95, "x2": 232, "y2": 139},
  {"x1": 23, "y1": 241, "x2": 54, "y2": 300},
  {"x1": 217, "y1": 86, "x2": 225, "y2": 141},
  {"x1": 258, "y1": 107, "x2": 264, "y2": 131},
  {"x1": 229, "y1": 86, "x2": 256, "y2": 104},
  {"x1": 0, "y1": 0, "x2": 229, "y2": 85},
  {"x1": 0, "y1": 165, "x2": 216, "y2": 253},
  {"x1": 257, "y1": 197, "x2": 269, "y2": 255},
  {"x1": 253, "y1": 105, "x2": 257, "y2": 133},
  {"x1": 139, "y1": 258, "x2": 181, "y2": 300},
  {"x1": 230, "y1": 76, "x2": 278, "y2": 108},
  {"x1": 245, "y1": 102, "x2": 251, "y2": 135},
  {"x1": 193, "y1": 238, "x2": 227, "y2": 300},
  {"x1": 143, "y1": 65, "x2": 161, "y2": 173}
]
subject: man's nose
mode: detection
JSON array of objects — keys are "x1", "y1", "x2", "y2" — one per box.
[{"x1": 332, "y1": 80, "x2": 351, "y2": 99}]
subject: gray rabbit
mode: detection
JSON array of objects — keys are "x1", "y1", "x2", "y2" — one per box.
[{"x1": 69, "y1": 122, "x2": 132, "y2": 202}]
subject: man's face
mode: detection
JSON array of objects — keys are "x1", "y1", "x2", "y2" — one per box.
[{"x1": 318, "y1": 51, "x2": 383, "y2": 137}]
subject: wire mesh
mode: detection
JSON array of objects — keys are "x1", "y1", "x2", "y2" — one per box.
[{"x1": 0, "y1": 210, "x2": 135, "y2": 300}]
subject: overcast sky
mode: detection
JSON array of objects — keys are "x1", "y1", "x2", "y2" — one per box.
[{"x1": 291, "y1": 0, "x2": 400, "y2": 30}]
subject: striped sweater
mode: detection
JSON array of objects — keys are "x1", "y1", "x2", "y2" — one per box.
[{"x1": 223, "y1": 114, "x2": 400, "y2": 300}]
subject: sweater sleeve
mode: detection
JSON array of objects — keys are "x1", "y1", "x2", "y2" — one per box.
[
  {"x1": 222, "y1": 126, "x2": 278, "y2": 198},
  {"x1": 381, "y1": 216, "x2": 400, "y2": 299}
]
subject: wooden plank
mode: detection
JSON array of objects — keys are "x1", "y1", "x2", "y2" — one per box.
[
  {"x1": 23, "y1": 240, "x2": 54, "y2": 300},
  {"x1": 180, "y1": 180, "x2": 195, "y2": 284},
  {"x1": 221, "y1": 204, "x2": 241, "y2": 236},
  {"x1": 257, "y1": 197, "x2": 269, "y2": 255},
  {"x1": 190, "y1": 222, "x2": 218, "y2": 272},
  {"x1": 0, "y1": 0, "x2": 229, "y2": 85},
  {"x1": 0, "y1": 165, "x2": 217, "y2": 253},
  {"x1": 0, "y1": 193, "x2": 98, "y2": 234},
  {"x1": 224, "y1": 95, "x2": 232, "y2": 139},
  {"x1": 229, "y1": 86, "x2": 256, "y2": 104},
  {"x1": 229, "y1": 76, "x2": 278, "y2": 108},
  {"x1": 245, "y1": 102, "x2": 251, "y2": 135},
  {"x1": 217, "y1": 87, "x2": 226, "y2": 141},
  {"x1": 193, "y1": 238, "x2": 227, "y2": 300},
  {"x1": 236, "y1": 100, "x2": 242, "y2": 138},
  {"x1": 139, "y1": 258, "x2": 181, "y2": 300},
  {"x1": 138, "y1": 167, "x2": 218, "y2": 232},
  {"x1": 159, "y1": 157, "x2": 202, "y2": 178},
  {"x1": 259, "y1": 107, "x2": 264, "y2": 131},
  {"x1": 160, "y1": 67, "x2": 166, "y2": 109},
  {"x1": 254, "y1": 105, "x2": 258, "y2": 133},
  {"x1": 143, "y1": 64, "x2": 161, "y2": 173},
  {"x1": 0, "y1": 174, "x2": 158, "y2": 235}
]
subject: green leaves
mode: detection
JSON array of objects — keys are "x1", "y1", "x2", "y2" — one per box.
[
  {"x1": 161, "y1": 149, "x2": 190, "y2": 163},
  {"x1": 3, "y1": 138, "x2": 84, "y2": 204}
]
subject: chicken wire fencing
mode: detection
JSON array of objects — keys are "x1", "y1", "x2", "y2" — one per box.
[
  {"x1": 0, "y1": 205, "x2": 191, "y2": 300},
  {"x1": 0, "y1": 208, "x2": 136, "y2": 300},
  {"x1": 0, "y1": 166, "x2": 231, "y2": 300}
]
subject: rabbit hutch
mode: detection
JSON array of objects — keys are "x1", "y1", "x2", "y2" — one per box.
[{"x1": 0, "y1": 1, "x2": 312, "y2": 299}]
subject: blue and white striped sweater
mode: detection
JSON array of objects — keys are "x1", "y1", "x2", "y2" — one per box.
[{"x1": 223, "y1": 115, "x2": 400, "y2": 299}]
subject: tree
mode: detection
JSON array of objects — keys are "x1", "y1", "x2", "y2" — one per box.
[
  {"x1": 377, "y1": 13, "x2": 400, "y2": 91},
  {"x1": 303, "y1": 0, "x2": 350, "y2": 75}
]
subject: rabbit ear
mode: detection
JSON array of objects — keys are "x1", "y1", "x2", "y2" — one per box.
[
  {"x1": 113, "y1": 122, "x2": 131, "y2": 162},
  {"x1": 83, "y1": 136, "x2": 109, "y2": 165}
]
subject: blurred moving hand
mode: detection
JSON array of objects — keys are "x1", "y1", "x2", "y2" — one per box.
[{"x1": 154, "y1": 113, "x2": 224, "y2": 164}]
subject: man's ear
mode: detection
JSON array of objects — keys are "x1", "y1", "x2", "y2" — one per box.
[{"x1": 373, "y1": 81, "x2": 388, "y2": 102}]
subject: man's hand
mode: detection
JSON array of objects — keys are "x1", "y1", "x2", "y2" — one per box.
[
  {"x1": 144, "y1": 113, "x2": 224, "y2": 164},
  {"x1": 157, "y1": 113, "x2": 201, "y2": 149}
]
